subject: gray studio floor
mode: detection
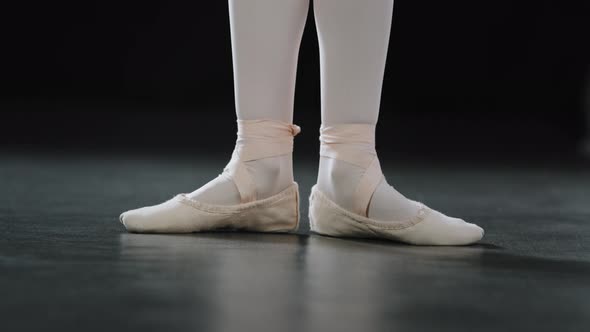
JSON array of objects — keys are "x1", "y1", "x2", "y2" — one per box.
[{"x1": 1, "y1": 152, "x2": 590, "y2": 331}]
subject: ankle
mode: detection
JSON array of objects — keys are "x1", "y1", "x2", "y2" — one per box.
[
  {"x1": 190, "y1": 119, "x2": 299, "y2": 205},
  {"x1": 317, "y1": 156, "x2": 365, "y2": 209},
  {"x1": 245, "y1": 154, "x2": 294, "y2": 199}
]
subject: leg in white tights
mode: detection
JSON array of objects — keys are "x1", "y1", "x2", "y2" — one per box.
[
  {"x1": 119, "y1": 0, "x2": 309, "y2": 233},
  {"x1": 315, "y1": 0, "x2": 418, "y2": 220},
  {"x1": 313, "y1": 0, "x2": 483, "y2": 244},
  {"x1": 188, "y1": 0, "x2": 309, "y2": 205}
]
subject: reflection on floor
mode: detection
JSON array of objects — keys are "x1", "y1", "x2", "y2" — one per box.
[{"x1": 1, "y1": 153, "x2": 589, "y2": 332}]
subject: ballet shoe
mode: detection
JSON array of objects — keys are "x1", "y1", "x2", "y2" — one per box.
[
  {"x1": 119, "y1": 119, "x2": 301, "y2": 234},
  {"x1": 309, "y1": 185, "x2": 483, "y2": 245},
  {"x1": 309, "y1": 124, "x2": 484, "y2": 245},
  {"x1": 120, "y1": 182, "x2": 299, "y2": 233}
]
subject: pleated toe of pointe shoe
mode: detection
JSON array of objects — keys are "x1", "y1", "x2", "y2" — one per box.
[
  {"x1": 308, "y1": 185, "x2": 484, "y2": 246},
  {"x1": 119, "y1": 182, "x2": 300, "y2": 234}
]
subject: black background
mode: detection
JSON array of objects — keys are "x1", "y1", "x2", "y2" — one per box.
[{"x1": 1, "y1": 0, "x2": 589, "y2": 160}]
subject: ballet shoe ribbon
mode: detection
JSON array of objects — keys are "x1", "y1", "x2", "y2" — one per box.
[
  {"x1": 319, "y1": 123, "x2": 384, "y2": 217},
  {"x1": 319, "y1": 124, "x2": 376, "y2": 168},
  {"x1": 225, "y1": 119, "x2": 301, "y2": 203}
]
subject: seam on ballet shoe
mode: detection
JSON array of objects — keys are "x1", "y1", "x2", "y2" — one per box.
[
  {"x1": 292, "y1": 183, "x2": 300, "y2": 232},
  {"x1": 310, "y1": 185, "x2": 429, "y2": 231},
  {"x1": 175, "y1": 182, "x2": 299, "y2": 214}
]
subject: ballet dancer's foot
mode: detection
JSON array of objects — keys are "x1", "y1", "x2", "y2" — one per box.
[
  {"x1": 310, "y1": 123, "x2": 484, "y2": 245},
  {"x1": 119, "y1": 119, "x2": 301, "y2": 233}
]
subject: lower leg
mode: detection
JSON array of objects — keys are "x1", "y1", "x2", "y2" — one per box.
[
  {"x1": 119, "y1": 0, "x2": 309, "y2": 232},
  {"x1": 314, "y1": 0, "x2": 418, "y2": 220},
  {"x1": 313, "y1": 0, "x2": 483, "y2": 244},
  {"x1": 189, "y1": 0, "x2": 309, "y2": 204}
]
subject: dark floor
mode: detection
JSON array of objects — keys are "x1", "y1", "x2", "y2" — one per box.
[{"x1": 1, "y1": 152, "x2": 590, "y2": 332}]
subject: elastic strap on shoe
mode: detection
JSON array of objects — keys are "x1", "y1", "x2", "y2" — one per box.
[
  {"x1": 319, "y1": 124, "x2": 384, "y2": 217},
  {"x1": 223, "y1": 119, "x2": 301, "y2": 203}
]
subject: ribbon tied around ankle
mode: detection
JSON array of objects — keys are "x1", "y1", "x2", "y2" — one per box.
[
  {"x1": 223, "y1": 119, "x2": 300, "y2": 203},
  {"x1": 319, "y1": 123, "x2": 384, "y2": 217}
]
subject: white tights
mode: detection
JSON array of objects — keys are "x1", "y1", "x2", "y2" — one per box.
[{"x1": 191, "y1": 0, "x2": 418, "y2": 222}]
